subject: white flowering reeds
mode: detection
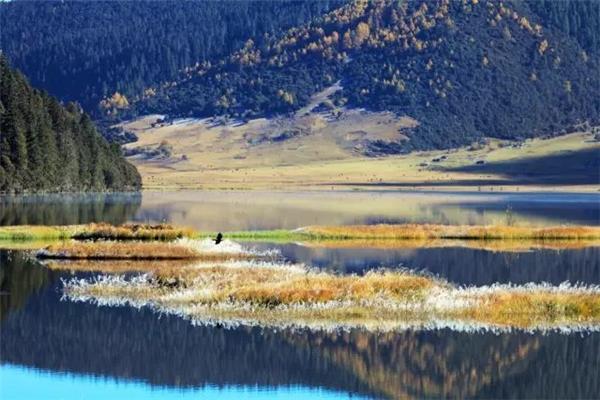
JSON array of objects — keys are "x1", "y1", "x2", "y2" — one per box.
[{"x1": 62, "y1": 259, "x2": 600, "y2": 332}]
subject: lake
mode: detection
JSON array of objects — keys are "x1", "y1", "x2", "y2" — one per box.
[
  {"x1": 2, "y1": 190, "x2": 599, "y2": 229},
  {"x1": 1, "y1": 190, "x2": 599, "y2": 399}
]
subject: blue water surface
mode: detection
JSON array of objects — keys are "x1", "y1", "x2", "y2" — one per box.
[{"x1": 0, "y1": 364, "x2": 366, "y2": 400}]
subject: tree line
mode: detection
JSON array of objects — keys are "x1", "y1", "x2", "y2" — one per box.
[
  {"x1": 0, "y1": 56, "x2": 141, "y2": 193},
  {"x1": 125, "y1": 0, "x2": 600, "y2": 151},
  {"x1": 0, "y1": 0, "x2": 341, "y2": 111}
]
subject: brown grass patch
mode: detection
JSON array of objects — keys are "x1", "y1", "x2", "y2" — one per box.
[
  {"x1": 301, "y1": 238, "x2": 600, "y2": 252},
  {"x1": 229, "y1": 272, "x2": 434, "y2": 306},
  {"x1": 458, "y1": 290, "x2": 600, "y2": 328},
  {"x1": 72, "y1": 223, "x2": 196, "y2": 241},
  {"x1": 37, "y1": 241, "x2": 251, "y2": 261},
  {"x1": 44, "y1": 259, "x2": 195, "y2": 273},
  {"x1": 302, "y1": 224, "x2": 600, "y2": 240}
]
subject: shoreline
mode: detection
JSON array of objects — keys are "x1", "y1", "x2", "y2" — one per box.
[{"x1": 2, "y1": 223, "x2": 599, "y2": 250}]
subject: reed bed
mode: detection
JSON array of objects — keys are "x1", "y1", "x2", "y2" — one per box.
[
  {"x1": 2, "y1": 223, "x2": 599, "y2": 245},
  {"x1": 44, "y1": 259, "x2": 195, "y2": 273},
  {"x1": 0, "y1": 223, "x2": 195, "y2": 242},
  {"x1": 62, "y1": 260, "x2": 600, "y2": 332},
  {"x1": 300, "y1": 238, "x2": 600, "y2": 252},
  {"x1": 72, "y1": 223, "x2": 196, "y2": 241},
  {"x1": 36, "y1": 238, "x2": 259, "y2": 261},
  {"x1": 299, "y1": 224, "x2": 600, "y2": 240}
]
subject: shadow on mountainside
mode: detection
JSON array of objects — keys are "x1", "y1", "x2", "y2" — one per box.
[
  {"x1": 443, "y1": 148, "x2": 599, "y2": 186},
  {"x1": 326, "y1": 148, "x2": 599, "y2": 188}
]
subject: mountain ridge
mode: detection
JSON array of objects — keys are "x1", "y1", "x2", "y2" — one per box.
[{"x1": 124, "y1": 0, "x2": 600, "y2": 152}]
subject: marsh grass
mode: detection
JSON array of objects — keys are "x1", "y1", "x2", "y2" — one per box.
[
  {"x1": 62, "y1": 260, "x2": 600, "y2": 331},
  {"x1": 0, "y1": 225, "x2": 74, "y2": 241},
  {"x1": 2, "y1": 223, "x2": 599, "y2": 246},
  {"x1": 300, "y1": 238, "x2": 600, "y2": 252},
  {"x1": 45, "y1": 259, "x2": 195, "y2": 273},
  {"x1": 73, "y1": 223, "x2": 196, "y2": 241},
  {"x1": 37, "y1": 240, "x2": 256, "y2": 261},
  {"x1": 199, "y1": 229, "x2": 302, "y2": 242},
  {"x1": 455, "y1": 286, "x2": 600, "y2": 328},
  {"x1": 300, "y1": 224, "x2": 600, "y2": 240}
]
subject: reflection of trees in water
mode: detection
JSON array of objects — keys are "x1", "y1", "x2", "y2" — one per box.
[
  {"x1": 0, "y1": 251, "x2": 52, "y2": 320},
  {"x1": 0, "y1": 193, "x2": 141, "y2": 226},
  {"x1": 1, "y1": 263, "x2": 599, "y2": 399},
  {"x1": 2, "y1": 253, "x2": 599, "y2": 398}
]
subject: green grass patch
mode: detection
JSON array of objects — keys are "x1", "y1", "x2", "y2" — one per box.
[
  {"x1": 0, "y1": 226, "x2": 74, "y2": 241},
  {"x1": 2, "y1": 223, "x2": 600, "y2": 247}
]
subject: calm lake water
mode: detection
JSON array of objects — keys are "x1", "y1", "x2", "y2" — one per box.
[
  {"x1": 1, "y1": 191, "x2": 600, "y2": 399},
  {"x1": 1, "y1": 190, "x2": 599, "y2": 228}
]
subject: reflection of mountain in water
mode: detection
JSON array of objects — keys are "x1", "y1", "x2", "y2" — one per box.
[
  {"x1": 1, "y1": 252, "x2": 599, "y2": 399},
  {"x1": 260, "y1": 244, "x2": 600, "y2": 286},
  {"x1": 134, "y1": 191, "x2": 600, "y2": 231},
  {"x1": 453, "y1": 196, "x2": 600, "y2": 227},
  {"x1": 0, "y1": 193, "x2": 141, "y2": 226}
]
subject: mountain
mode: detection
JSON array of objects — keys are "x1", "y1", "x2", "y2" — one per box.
[
  {"x1": 0, "y1": 0, "x2": 341, "y2": 110},
  {"x1": 0, "y1": 56, "x2": 141, "y2": 193},
  {"x1": 125, "y1": 0, "x2": 600, "y2": 152}
]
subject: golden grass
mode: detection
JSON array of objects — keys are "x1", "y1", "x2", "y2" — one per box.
[
  {"x1": 72, "y1": 223, "x2": 196, "y2": 241},
  {"x1": 0, "y1": 223, "x2": 196, "y2": 242},
  {"x1": 3, "y1": 223, "x2": 599, "y2": 247},
  {"x1": 44, "y1": 259, "x2": 195, "y2": 273},
  {"x1": 300, "y1": 238, "x2": 600, "y2": 252},
  {"x1": 228, "y1": 271, "x2": 434, "y2": 307},
  {"x1": 458, "y1": 291, "x2": 600, "y2": 328},
  {"x1": 301, "y1": 224, "x2": 600, "y2": 240},
  {"x1": 62, "y1": 260, "x2": 600, "y2": 331},
  {"x1": 124, "y1": 111, "x2": 598, "y2": 193},
  {"x1": 37, "y1": 240, "x2": 252, "y2": 261}
]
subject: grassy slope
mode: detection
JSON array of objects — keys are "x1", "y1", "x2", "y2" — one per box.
[{"x1": 123, "y1": 112, "x2": 599, "y2": 191}]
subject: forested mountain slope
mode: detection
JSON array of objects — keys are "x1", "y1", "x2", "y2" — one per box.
[
  {"x1": 0, "y1": 0, "x2": 341, "y2": 110},
  {"x1": 527, "y1": 0, "x2": 600, "y2": 54},
  {"x1": 0, "y1": 56, "x2": 141, "y2": 193},
  {"x1": 128, "y1": 0, "x2": 600, "y2": 151}
]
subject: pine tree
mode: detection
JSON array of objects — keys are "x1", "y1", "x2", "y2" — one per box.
[{"x1": 0, "y1": 55, "x2": 141, "y2": 193}]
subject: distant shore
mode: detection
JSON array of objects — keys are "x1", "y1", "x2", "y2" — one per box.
[{"x1": 120, "y1": 121, "x2": 599, "y2": 192}]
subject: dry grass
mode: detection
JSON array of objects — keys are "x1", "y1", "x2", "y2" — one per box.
[
  {"x1": 457, "y1": 288, "x2": 600, "y2": 328},
  {"x1": 72, "y1": 223, "x2": 196, "y2": 241},
  {"x1": 62, "y1": 260, "x2": 600, "y2": 331},
  {"x1": 228, "y1": 271, "x2": 434, "y2": 307},
  {"x1": 37, "y1": 240, "x2": 254, "y2": 261},
  {"x1": 124, "y1": 110, "x2": 598, "y2": 193},
  {"x1": 301, "y1": 238, "x2": 600, "y2": 252},
  {"x1": 44, "y1": 259, "x2": 195, "y2": 273},
  {"x1": 0, "y1": 223, "x2": 196, "y2": 242},
  {"x1": 3, "y1": 223, "x2": 599, "y2": 247},
  {"x1": 301, "y1": 224, "x2": 600, "y2": 241}
]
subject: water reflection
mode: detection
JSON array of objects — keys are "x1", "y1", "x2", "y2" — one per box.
[
  {"x1": 1, "y1": 251, "x2": 600, "y2": 399},
  {"x1": 0, "y1": 193, "x2": 141, "y2": 226},
  {"x1": 0, "y1": 251, "x2": 53, "y2": 320},
  {"x1": 134, "y1": 191, "x2": 600, "y2": 230},
  {"x1": 1, "y1": 191, "x2": 598, "y2": 230},
  {"x1": 249, "y1": 243, "x2": 600, "y2": 286}
]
